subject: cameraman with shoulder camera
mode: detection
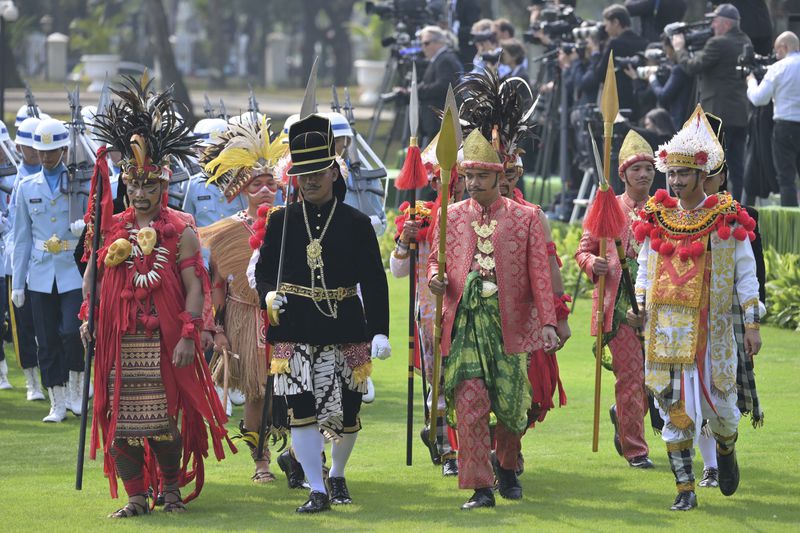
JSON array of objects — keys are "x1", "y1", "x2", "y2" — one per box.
[
  {"x1": 747, "y1": 31, "x2": 800, "y2": 206},
  {"x1": 648, "y1": 34, "x2": 693, "y2": 131},
  {"x1": 595, "y1": 4, "x2": 649, "y2": 121},
  {"x1": 672, "y1": 3, "x2": 752, "y2": 202}
]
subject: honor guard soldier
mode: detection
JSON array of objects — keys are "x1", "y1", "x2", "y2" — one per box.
[
  {"x1": 13, "y1": 119, "x2": 86, "y2": 422},
  {"x1": 6, "y1": 117, "x2": 45, "y2": 402}
]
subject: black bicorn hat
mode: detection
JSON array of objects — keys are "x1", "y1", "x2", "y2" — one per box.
[
  {"x1": 287, "y1": 114, "x2": 337, "y2": 177},
  {"x1": 705, "y1": 112, "x2": 728, "y2": 178}
]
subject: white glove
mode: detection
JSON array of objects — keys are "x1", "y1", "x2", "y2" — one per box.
[
  {"x1": 11, "y1": 289, "x2": 25, "y2": 308},
  {"x1": 371, "y1": 334, "x2": 391, "y2": 360},
  {"x1": 268, "y1": 292, "x2": 287, "y2": 313},
  {"x1": 70, "y1": 219, "x2": 86, "y2": 237}
]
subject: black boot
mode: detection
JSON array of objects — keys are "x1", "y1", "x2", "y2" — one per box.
[
  {"x1": 461, "y1": 488, "x2": 495, "y2": 510},
  {"x1": 328, "y1": 477, "x2": 352, "y2": 505},
  {"x1": 609, "y1": 404, "x2": 623, "y2": 457},
  {"x1": 442, "y1": 456, "x2": 458, "y2": 476},
  {"x1": 670, "y1": 491, "x2": 697, "y2": 511},
  {"x1": 277, "y1": 449, "x2": 307, "y2": 489},
  {"x1": 420, "y1": 425, "x2": 441, "y2": 465},
  {"x1": 495, "y1": 464, "x2": 522, "y2": 500},
  {"x1": 717, "y1": 447, "x2": 740, "y2": 496},
  {"x1": 296, "y1": 491, "x2": 331, "y2": 514}
]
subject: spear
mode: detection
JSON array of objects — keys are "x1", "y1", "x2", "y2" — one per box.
[
  {"x1": 583, "y1": 54, "x2": 627, "y2": 452},
  {"x1": 429, "y1": 86, "x2": 459, "y2": 448},
  {"x1": 393, "y1": 64, "x2": 427, "y2": 466}
]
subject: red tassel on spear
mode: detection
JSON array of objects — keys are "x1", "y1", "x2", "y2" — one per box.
[{"x1": 584, "y1": 53, "x2": 626, "y2": 453}]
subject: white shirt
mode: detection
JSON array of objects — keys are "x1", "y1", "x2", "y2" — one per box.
[{"x1": 746, "y1": 52, "x2": 800, "y2": 122}]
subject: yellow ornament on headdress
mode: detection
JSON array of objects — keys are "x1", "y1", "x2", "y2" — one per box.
[{"x1": 460, "y1": 129, "x2": 503, "y2": 172}]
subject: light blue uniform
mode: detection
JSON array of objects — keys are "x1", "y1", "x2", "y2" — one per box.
[
  {"x1": 4, "y1": 163, "x2": 41, "y2": 275},
  {"x1": 342, "y1": 159, "x2": 387, "y2": 236},
  {"x1": 12, "y1": 164, "x2": 84, "y2": 293},
  {"x1": 182, "y1": 173, "x2": 247, "y2": 228}
]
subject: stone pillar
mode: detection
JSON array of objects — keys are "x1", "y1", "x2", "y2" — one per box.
[
  {"x1": 46, "y1": 32, "x2": 68, "y2": 81},
  {"x1": 265, "y1": 32, "x2": 289, "y2": 87}
]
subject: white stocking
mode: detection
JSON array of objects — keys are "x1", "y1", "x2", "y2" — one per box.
[
  {"x1": 329, "y1": 432, "x2": 357, "y2": 478},
  {"x1": 291, "y1": 425, "x2": 326, "y2": 493}
]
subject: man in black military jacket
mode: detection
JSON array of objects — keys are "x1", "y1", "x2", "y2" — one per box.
[{"x1": 255, "y1": 114, "x2": 390, "y2": 514}]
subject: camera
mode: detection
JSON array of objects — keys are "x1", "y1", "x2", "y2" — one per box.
[
  {"x1": 664, "y1": 21, "x2": 713, "y2": 51},
  {"x1": 737, "y1": 43, "x2": 775, "y2": 80},
  {"x1": 523, "y1": 3, "x2": 582, "y2": 45},
  {"x1": 481, "y1": 49, "x2": 503, "y2": 65},
  {"x1": 572, "y1": 23, "x2": 604, "y2": 41},
  {"x1": 615, "y1": 54, "x2": 645, "y2": 70},
  {"x1": 366, "y1": 0, "x2": 431, "y2": 33}
]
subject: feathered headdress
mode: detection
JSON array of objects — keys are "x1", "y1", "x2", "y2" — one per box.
[
  {"x1": 454, "y1": 69, "x2": 537, "y2": 169},
  {"x1": 92, "y1": 73, "x2": 196, "y2": 182},
  {"x1": 655, "y1": 104, "x2": 723, "y2": 174},
  {"x1": 202, "y1": 116, "x2": 288, "y2": 202}
]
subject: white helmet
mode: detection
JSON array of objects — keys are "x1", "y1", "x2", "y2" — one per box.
[
  {"x1": 14, "y1": 104, "x2": 44, "y2": 128},
  {"x1": 82, "y1": 105, "x2": 98, "y2": 125},
  {"x1": 281, "y1": 114, "x2": 300, "y2": 143},
  {"x1": 237, "y1": 111, "x2": 265, "y2": 125},
  {"x1": 325, "y1": 112, "x2": 353, "y2": 138},
  {"x1": 193, "y1": 118, "x2": 229, "y2": 147},
  {"x1": 15, "y1": 117, "x2": 41, "y2": 147},
  {"x1": 33, "y1": 119, "x2": 70, "y2": 151},
  {"x1": 0, "y1": 120, "x2": 9, "y2": 142}
]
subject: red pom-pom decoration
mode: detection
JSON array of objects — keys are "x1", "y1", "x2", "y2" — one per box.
[
  {"x1": 257, "y1": 205, "x2": 270, "y2": 218},
  {"x1": 694, "y1": 151, "x2": 708, "y2": 166},
  {"x1": 121, "y1": 288, "x2": 134, "y2": 301},
  {"x1": 654, "y1": 189, "x2": 669, "y2": 202},
  {"x1": 162, "y1": 223, "x2": 176, "y2": 238},
  {"x1": 737, "y1": 210, "x2": 749, "y2": 225},
  {"x1": 691, "y1": 241, "x2": 705, "y2": 257},
  {"x1": 733, "y1": 226, "x2": 747, "y2": 241},
  {"x1": 663, "y1": 196, "x2": 678, "y2": 208},
  {"x1": 660, "y1": 242, "x2": 675, "y2": 256},
  {"x1": 747, "y1": 231, "x2": 756, "y2": 241},
  {"x1": 717, "y1": 225, "x2": 732, "y2": 240},
  {"x1": 744, "y1": 217, "x2": 756, "y2": 232},
  {"x1": 633, "y1": 224, "x2": 648, "y2": 243},
  {"x1": 725, "y1": 213, "x2": 737, "y2": 224},
  {"x1": 658, "y1": 149, "x2": 668, "y2": 160},
  {"x1": 650, "y1": 228, "x2": 660, "y2": 240},
  {"x1": 651, "y1": 238, "x2": 663, "y2": 252},
  {"x1": 135, "y1": 287, "x2": 149, "y2": 301},
  {"x1": 249, "y1": 235, "x2": 261, "y2": 250},
  {"x1": 145, "y1": 315, "x2": 159, "y2": 330},
  {"x1": 253, "y1": 217, "x2": 266, "y2": 231},
  {"x1": 398, "y1": 201, "x2": 410, "y2": 212},
  {"x1": 678, "y1": 247, "x2": 691, "y2": 262},
  {"x1": 703, "y1": 195, "x2": 718, "y2": 208}
]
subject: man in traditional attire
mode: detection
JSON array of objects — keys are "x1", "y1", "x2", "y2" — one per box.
[
  {"x1": 80, "y1": 77, "x2": 231, "y2": 518},
  {"x1": 629, "y1": 104, "x2": 762, "y2": 511},
  {"x1": 199, "y1": 116, "x2": 287, "y2": 483},
  {"x1": 428, "y1": 129, "x2": 558, "y2": 510},
  {"x1": 575, "y1": 130, "x2": 655, "y2": 468},
  {"x1": 254, "y1": 114, "x2": 390, "y2": 513}
]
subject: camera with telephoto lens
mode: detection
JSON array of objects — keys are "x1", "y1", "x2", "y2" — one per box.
[
  {"x1": 664, "y1": 20, "x2": 714, "y2": 52},
  {"x1": 572, "y1": 22, "x2": 605, "y2": 41},
  {"x1": 615, "y1": 54, "x2": 646, "y2": 70},
  {"x1": 523, "y1": 3, "x2": 582, "y2": 44},
  {"x1": 737, "y1": 43, "x2": 775, "y2": 80},
  {"x1": 366, "y1": 0, "x2": 432, "y2": 33},
  {"x1": 635, "y1": 47, "x2": 669, "y2": 80}
]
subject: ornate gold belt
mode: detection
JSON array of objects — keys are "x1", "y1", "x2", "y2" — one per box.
[{"x1": 279, "y1": 283, "x2": 357, "y2": 302}]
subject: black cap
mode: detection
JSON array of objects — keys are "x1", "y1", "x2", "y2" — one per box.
[
  {"x1": 705, "y1": 3, "x2": 740, "y2": 21},
  {"x1": 705, "y1": 112, "x2": 727, "y2": 177},
  {"x1": 287, "y1": 114, "x2": 337, "y2": 177}
]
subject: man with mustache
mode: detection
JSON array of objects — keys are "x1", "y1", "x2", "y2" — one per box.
[
  {"x1": 428, "y1": 129, "x2": 558, "y2": 510},
  {"x1": 575, "y1": 130, "x2": 656, "y2": 469},
  {"x1": 628, "y1": 105, "x2": 762, "y2": 511},
  {"x1": 200, "y1": 116, "x2": 287, "y2": 484}
]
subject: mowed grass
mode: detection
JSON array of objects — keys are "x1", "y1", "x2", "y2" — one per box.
[{"x1": 0, "y1": 274, "x2": 798, "y2": 532}]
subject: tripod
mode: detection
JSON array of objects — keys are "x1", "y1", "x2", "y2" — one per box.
[{"x1": 366, "y1": 47, "x2": 417, "y2": 162}]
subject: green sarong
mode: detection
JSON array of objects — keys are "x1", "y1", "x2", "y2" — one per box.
[
  {"x1": 444, "y1": 272, "x2": 532, "y2": 433},
  {"x1": 592, "y1": 256, "x2": 639, "y2": 371}
]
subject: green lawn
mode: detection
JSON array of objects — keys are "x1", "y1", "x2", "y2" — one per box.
[{"x1": 0, "y1": 275, "x2": 798, "y2": 532}]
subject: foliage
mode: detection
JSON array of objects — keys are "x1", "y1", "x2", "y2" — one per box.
[
  {"x1": 549, "y1": 220, "x2": 590, "y2": 299},
  {"x1": 379, "y1": 209, "x2": 398, "y2": 269},
  {"x1": 764, "y1": 249, "x2": 800, "y2": 331},
  {"x1": 68, "y1": 3, "x2": 130, "y2": 56},
  {"x1": 757, "y1": 206, "x2": 800, "y2": 256}
]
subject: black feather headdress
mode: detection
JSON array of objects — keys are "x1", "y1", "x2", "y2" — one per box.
[
  {"x1": 454, "y1": 70, "x2": 537, "y2": 167},
  {"x1": 92, "y1": 73, "x2": 196, "y2": 181}
]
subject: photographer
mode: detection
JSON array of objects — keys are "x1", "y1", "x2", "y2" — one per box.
[
  {"x1": 648, "y1": 34, "x2": 693, "y2": 131},
  {"x1": 672, "y1": 4, "x2": 752, "y2": 202},
  {"x1": 407, "y1": 25, "x2": 462, "y2": 147},
  {"x1": 595, "y1": 4, "x2": 649, "y2": 121},
  {"x1": 500, "y1": 38, "x2": 531, "y2": 87},
  {"x1": 469, "y1": 19, "x2": 506, "y2": 76},
  {"x1": 624, "y1": 0, "x2": 687, "y2": 43},
  {"x1": 747, "y1": 31, "x2": 800, "y2": 206}
]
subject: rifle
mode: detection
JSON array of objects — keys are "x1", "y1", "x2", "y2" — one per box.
[
  {"x1": 218, "y1": 98, "x2": 229, "y2": 121},
  {"x1": 203, "y1": 94, "x2": 215, "y2": 119},
  {"x1": 331, "y1": 86, "x2": 341, "y2": 113},
  {"x1": 24, "y1": 83, "x2": 40, "y2": 118},
  {"x1": 248, "y1": 85, "x2": 260, "y2": 123},
  {"x1": 63, "y1": 86, "x2": 94, "y2": 224}
]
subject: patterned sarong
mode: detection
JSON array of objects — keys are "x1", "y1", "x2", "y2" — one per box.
[
  {"x1": 108, "y1": 332, "x2": 171, "y2": 445},
  {"x1": 444, "y1": 272, "x2": 531, "y2": 434}
]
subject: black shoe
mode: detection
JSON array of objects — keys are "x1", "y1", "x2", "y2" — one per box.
[
  {"x1": 670, "y1": 491, "x2": 697, "y2": 511},
  {"x1": 420, "y1": 426, "x2": 441, "y2": 465},
  {"x1": 296, "y1": 491, "x2": 331, "y2": 513},
  {"x1": 328, "y1": 477, "x2": 352, "y2": 505},
  {"x1": 461, "y1": 488, "x2": 495, "y2": 510},
  {"x1": 609, "y1": 405, "x2": 623, "y2": 457},
  {"x1": 698, "y1": 467, "x2": 719, "y2": 488},
  {"x1": 277, "y1": 450, "x2": 307, "y2": 489},
  {"x1": 628, "y1": 455, "x2": 654, "y2": 469},
  {"x1": 495, "y1": 465, "x2": 522, "y2": 500},
  {"x1": 442, "y1": 457, "x2": 458, "y2": 476},
  {"x1": 516, "y1": 452, "x2": 524, "y2": 477},
  {"x1": 717, "y1": 448, "x2": 739, "y2": 496}
]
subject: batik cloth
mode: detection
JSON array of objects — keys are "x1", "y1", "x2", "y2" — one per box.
[
  {"x1": 444, "y1": 272, "x2": 531, "y2": 434},
  {"x1": 108, "y1": 332, "x2": 171, "y2": 445}
]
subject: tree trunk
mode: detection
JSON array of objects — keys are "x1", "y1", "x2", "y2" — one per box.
[
  {"x1": 145, "y1": 0, "x2": 196, "y2": 125},
  {"x1": 301, "y1": 0, "x2": 324, "y2": 86},
  {"x1": 324, "y1": 1, "x2": 356, "y2": 86},
  {"x1": 207, "y1": 0, "x2": 227, "y2": 88}
]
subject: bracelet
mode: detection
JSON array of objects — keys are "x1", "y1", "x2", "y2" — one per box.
[
  {"x1": 178, "y1": 311, "x2": 203, "y2": 339},
  {"x1": 554, "y1": 293, "x2": 571, "y2": 321},
  {"x1": 744, "y1": 323, "x2": 760, "y2": 330},
  {"x1": 214, "y1": 324, "x2": 225, "y2": 335}
]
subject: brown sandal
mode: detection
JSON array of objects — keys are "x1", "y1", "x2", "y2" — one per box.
[
  {"x1": 161, "y1": 488, "x2": 186, "y2": 513},
  {"x1": 109, "y1": 495, "x2": 150, "y2": 518}
]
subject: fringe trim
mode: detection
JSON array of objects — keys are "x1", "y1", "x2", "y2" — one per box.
[
  {"x1": 647, "y1": 361, "x2": 696, "y2": 373},
  {"x1": 270, "y1": 358, "x2": 290, "y2": 375},
  {"x1": 352, "y1": 361, "x2": 373, "y2": 384},
  {"x1": 664, "y1": 422, "x2": 694, "y2": 441},
  {"x1": 666, "y1": 438, "x2": 694, "y2": 452},
  {"x1": 711, "y1": 384, "x2": 737, "y2": 401}
]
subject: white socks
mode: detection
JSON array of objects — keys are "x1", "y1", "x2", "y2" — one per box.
[
  {"x1": 291, "y1": 425, "x2": 326, "y2": 493},
  {"x1": 698, "y1": 432, "x2": 718, "y2": 469},
  {"x1": 329, "y1": 432, "x2": 357, "y2": 479}
]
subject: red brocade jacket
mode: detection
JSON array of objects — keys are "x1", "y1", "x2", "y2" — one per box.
[
  {"x1": 88, "y1": 207, "x2": 231, "y2": 501},
  {"x1": 427, "y1": 197, "x2": 557, "y2": 356}
]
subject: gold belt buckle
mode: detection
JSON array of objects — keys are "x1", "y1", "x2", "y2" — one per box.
[
  {"x1": 311, "y1": 287, "x2": 324, "y2": 302},
  {"x1": 44, "y1": 235, "x2": 63, "y2": 254},
  {"x1": 336, "y1": 287, "x2": 347, "y2": 301}
]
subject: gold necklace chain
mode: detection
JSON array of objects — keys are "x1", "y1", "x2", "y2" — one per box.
[{"x1": 302, "y1": 198, "x2": 339, "y2": 318}]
